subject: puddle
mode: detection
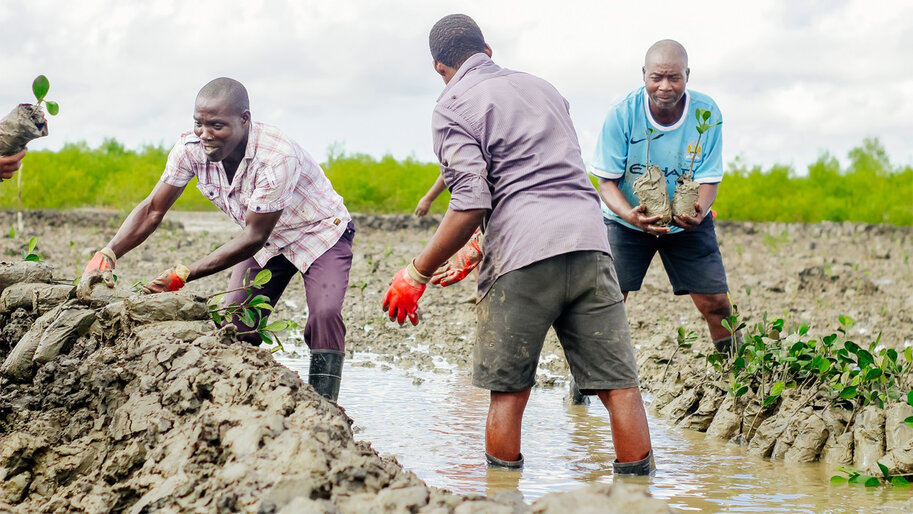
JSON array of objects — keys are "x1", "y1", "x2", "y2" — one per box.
[{"x1": 276, "y1": 351, "x2": 911, "y2": 513}]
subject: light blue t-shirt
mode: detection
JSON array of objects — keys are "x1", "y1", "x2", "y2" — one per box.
[{"x1": 591, "y1": 86, "x2": 723, "y2": 234}]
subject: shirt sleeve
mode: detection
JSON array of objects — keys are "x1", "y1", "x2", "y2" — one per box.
[
  {"x1": 590, "y1": 104, "x2": 628, "y2": 180},
  {"x1": 432, "y1": 107, "x2": 492, "y2": 212},
  {"x1": 160, "y1": 139, "x2": 196, "y2": 188},
  {"x1": 247, "y1": 156, "x2": 296, "y2": 213},
  {"x1": 692, "y1": 102, "x2": 724, "y2": 184}
]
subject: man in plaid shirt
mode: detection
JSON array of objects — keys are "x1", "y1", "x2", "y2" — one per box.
[{"x1": 79, "y1": 77, "x2": 354, "y2": 401}]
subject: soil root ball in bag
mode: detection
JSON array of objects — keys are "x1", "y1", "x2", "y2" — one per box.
[
  {"x1": 633, "y1": 165, "x2": 672, "y2": 225},
  {"x1": 672, "y1": 174, "x2": 701, "y2": 218},
  {"x1": 0, "y1": 104, "x2": 47, "y2": 156}
]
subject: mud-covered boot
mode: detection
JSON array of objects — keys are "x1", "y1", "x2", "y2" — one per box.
[
  {"x1": 486, "y1": 452, "x2": 524, "y2": 469},
  {"x1": 568, "y1": 376, "x2": 590, "y2": 406},
  {"x1": 613, "y1": 450, "x2": 655, "y2": 477},
  {"x1": 308, "y1": 350, "x2": 344, "y2": 401},
  {"x1": 713, "y1": 334, "x2": 743, "y2": 355}
]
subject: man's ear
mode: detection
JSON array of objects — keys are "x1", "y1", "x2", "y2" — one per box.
[
  {"x1": 484, "y1": 44, "x2": 492, "y2": 58},
  {"x1": 642, "y1": 66, "x2": 647, "y2": 81},
  {"x1": 240, "y1": 109, "x2": 251, "y2": 126},
  {"x1": 433, "y1": 59, "x2": 447, "y2": 78},
  {"x1": 685, "y1": 67, "x2": 691, "y2": 82}
]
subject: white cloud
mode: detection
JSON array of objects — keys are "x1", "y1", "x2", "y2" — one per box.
[{"x1": 1, "y1": 0, "x2": 910, "y2": 174}]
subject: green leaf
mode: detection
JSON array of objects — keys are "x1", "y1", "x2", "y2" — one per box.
[
  {"x1": 904, "y1": 346, "x2": 912, "y2": 363},
  {"x1": 45, "y1": 101, "x2": 59, "y2": 116},
  {"x1": 735, "y1": 385, "x2": 748, "y2": 397},
  {"x1": 253, "y1": 269, "x2": 272, "y2": 287},
  {"x1": 771, "y1": 381, "x2": 785, "y2": 397},
  {"x1": 721, "y1": 318, "x2": 732, "y2": 332},
  {"x1": 904, "y1": 416, "x2": 913, "y2": 428},
  {"x1": 208, "y1": 293, "x2": 224, "y2": 308},
  {"x1": 259, "y1": 331, "x2": 274, "y2": 344},
  {"x1": 840, "y1": 386, "x2": 858, "y2": 399},
  {"x1": 891, "y1": 476, "x2": 911, "y2": 487},
  {"x1": 907, "y1": 390, "x2": 913, "y2": 407},
  {"x1": 702, "y1": 110, "x2": 711, "y2": 121},
  {"x1": 239, "y1": 311, "x2": 255, "y2": 327},
  {"x1": 878, "y1": 462, "x2": 890, "y2": 480},
  {"x1": 211, "y1": 311, "x2": 222, "y2": 325},
  {"x1": 864, "y1": 476, "x2": 880, "y2": 487},
  {"x1": 864, "y1": 367, "x2": 882, "y2": 381},
  {"x1": 27, "y1": 236, "x2": 37, "y2": 253},
  {"x1": 762, "y1": 395, "x2": 779, "y2": 407},
  {"x1": 264, "y1": 320, "x2": 290, "y2": 332},
  {"x1": 830, "y1": 475, "x2": 848, "y2": 484},
  {"x1": 24, "y1": 254, "x2": 39, "y2": 262},
  {"x1": 32, "y1": 75, "x2": 49, "y2": 102},
  {"x1": 248, "y1": 294, "x2": 270, "y2": 307}
]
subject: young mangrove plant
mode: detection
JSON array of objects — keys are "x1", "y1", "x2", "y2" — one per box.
[
  {"x1": 831, "y1": 461, "x2": 911, "y2": 488},
  {"x1": 206, "y1": 269, "x2": 298, "y2": 352},
  {"x1": 634, "y1": 127, "x2": 672, "y2": 225},
  {"x1": 672, "y1": 108, "x2": 722, "y2": 218},
  {"x1": 21, "y1": 236, "x2": 42, "y2": 262}
]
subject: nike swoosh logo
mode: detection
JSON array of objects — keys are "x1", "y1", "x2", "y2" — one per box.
[{"x1": 630, "y1": 133, "x2": 664, "y2": 145}]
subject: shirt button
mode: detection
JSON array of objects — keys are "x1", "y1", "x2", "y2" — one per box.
[
  {"x1": 265, "y1": 242, "x2": 270, "y2": 246},
  {"x1": 256, "y1": 206, "x2": 261, "y2": 211}
]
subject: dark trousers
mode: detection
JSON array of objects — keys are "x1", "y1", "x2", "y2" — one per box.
[{"x1": 225, "y1": 222, "x2": 354, "y2": 351}]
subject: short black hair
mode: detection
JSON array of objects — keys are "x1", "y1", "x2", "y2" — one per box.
[
  {"x1": 196, "y1": 77, "x2": 250, "y2": 114},
  {"x1": 429, "y1": 14, "x2": 486, "y2": 69}
]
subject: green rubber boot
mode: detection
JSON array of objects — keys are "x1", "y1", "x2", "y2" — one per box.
[
  {"x1": 308, "y1": 350, "x2": 344, "y2": 401},
  {"x1": 486, "y1": 452, "x2": 524, "y2": 469}
]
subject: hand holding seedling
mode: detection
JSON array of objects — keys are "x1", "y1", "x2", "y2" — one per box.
[
  {"x1": 0, "y1": 75, "x2": 59, "y2": 183},
  {"x1": 625, "y1": 204, "x2": 671, "y2": 236},
  {"x1": 673, "y1": 201, "x2": 704, "y2": 230}
]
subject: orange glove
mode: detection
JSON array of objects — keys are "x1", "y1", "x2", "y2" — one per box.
[
  {"x1": 142, "y1": 265, "x2": 190, "y2": 294},
  {"x1": 382, "y1": 261, "x2": 428, "y2": 325},
  {"x1": 432, "y1": 229, "x2": 483, "y2": 287},
  {"x1": 78, "y1": 247, "x2": 116, "y2": 291}
]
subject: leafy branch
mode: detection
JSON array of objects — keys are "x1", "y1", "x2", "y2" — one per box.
[
  {"x1": 207, "y1": 269, "x2": 298, "y2": 352},
  {"x1": 685, "y1": 108, "x2": 721, "y2": 178}
]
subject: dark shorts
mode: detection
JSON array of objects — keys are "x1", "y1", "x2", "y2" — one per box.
[
  {"x1": 473, "y1": 251, "x2": 639, "y2": 393},
  {"x1": 606, "y1": 216, "x2": 728, "y2": 296}
]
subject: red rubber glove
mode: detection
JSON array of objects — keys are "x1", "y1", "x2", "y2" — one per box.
[
  {"x1": 77, "y1": 247, "x2": 117, "y2": 298},
  {"x1": 382, "y1": 262, "x2": 428, "y2": 326},
  {"x1": 143, "y1": 265, "x2": 190, "y2": 294},
  {"x1": 432, "y1": 229, "x2": 483, "y2": 287}
]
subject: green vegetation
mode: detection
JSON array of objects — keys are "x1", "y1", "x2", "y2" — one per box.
[
  {"x1": 1, "y1": 137, "x2": 909, "y2": 225},
  {"x1": 715, "y1": 138, "x2": 912, "y2": 225},
  {"x1": 31, "y1": 75, "x2": 59, "y2": 116},
  {"x1": 687, "y1": 108, "x2": 721, "y2": 176},
  {"x1": 207, "y1": 269, "x2": 297, "y2": 352}
]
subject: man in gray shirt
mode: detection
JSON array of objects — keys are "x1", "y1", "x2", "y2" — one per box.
[{"x1": 382, "y1": 14, "x2": 653, "y2": 475}]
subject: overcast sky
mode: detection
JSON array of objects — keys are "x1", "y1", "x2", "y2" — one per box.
[{"x1": 2, "y1": 0, "x2": 911, "y2": 173}]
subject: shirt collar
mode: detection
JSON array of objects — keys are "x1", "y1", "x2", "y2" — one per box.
[{"x1": 437, "y1": 53, "x2": 497, "y2": 101}]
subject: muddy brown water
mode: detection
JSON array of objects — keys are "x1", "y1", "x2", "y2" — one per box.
[
  {"x1": 276, "y1": 344, "x2": 913, "y2": 513},
  {"x1": 2, "y1": 210, "x2": 911, "y2": 512}
]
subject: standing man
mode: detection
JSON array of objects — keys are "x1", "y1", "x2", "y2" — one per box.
[
  {"x1": 383, "y1": 14, "x2": 653, "y2": 475},
  {"x1": 591, "y1": 40, "x2": 739, "y2": 353},
  {"x1": 0, "y1": 149, "x2": 26, "y2": 181},
  {"x1": 79, "y1": 78, "x2": 354, "y2": 400}
]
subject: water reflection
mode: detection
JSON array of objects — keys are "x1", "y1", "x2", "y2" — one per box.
[{"x1": 277, "y1": 352, "x2": 912, "y2": 513}]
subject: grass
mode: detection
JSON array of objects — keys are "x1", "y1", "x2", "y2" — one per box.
[{"x1": 0, "y1": 137, "x2": 908, "y2": 225}]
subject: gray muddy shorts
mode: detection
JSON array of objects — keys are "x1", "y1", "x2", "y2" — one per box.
[{"x1": 473, "y1": 251, "x2": 639, "y2": 393}]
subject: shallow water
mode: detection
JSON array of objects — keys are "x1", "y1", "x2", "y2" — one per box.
[{"x1": 277, "y1": 351, "x2": 912, "y2": 513}]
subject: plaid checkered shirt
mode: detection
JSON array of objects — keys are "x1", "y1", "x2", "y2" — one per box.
[{"x1": 161, "y1": 121, "x2": 351, "y2": 273}]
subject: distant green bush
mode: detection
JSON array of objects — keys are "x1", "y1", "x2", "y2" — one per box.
[
  {"x1": 714, "y1": 138, "x2": 912, "y2": 225},
  {"x1": 1, "y1": 137, "x2": 908, "y2": 225}
]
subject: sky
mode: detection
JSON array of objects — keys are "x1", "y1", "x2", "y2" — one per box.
[{"x1": 1, "y1": 0, "x2": 911, "y2": 173}]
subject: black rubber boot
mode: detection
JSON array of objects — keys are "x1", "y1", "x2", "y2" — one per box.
[
  {"x1": 486, "y1": 452, "x2": 524, "y2": 469},
  {"x1": 308, "y1": 350, "x2": 344, "y2": 401},
  {"x1": 713, "y1": 334, "x2": 744, "y2": 354},
  {"x1": 568, "y1": 376, "x2": 590, "y2": 405},
  {"x1": 613, "y1": 450, "x2": 655, "y2": 477}
]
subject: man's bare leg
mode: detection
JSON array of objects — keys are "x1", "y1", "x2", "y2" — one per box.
[
  {"x1": 596, "y1": 387, "x2": 652, "y2": 462},
  {"x1": 486, "y1": 389, "x2": 531, "y2": 463}
]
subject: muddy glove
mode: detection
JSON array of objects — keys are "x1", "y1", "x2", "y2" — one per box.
[
  {"x1": 432, "y1": 229, "x2": 483, "y2": 287},
  {"x1": 142, "y1": 264, "x2": 190, "y2": 294},
  {"x1": 382, "y1": 261, "x2": 428, "y2": 326},
  {"x1": 77, "y1": 247, "x2": 117, "y2": 298}
]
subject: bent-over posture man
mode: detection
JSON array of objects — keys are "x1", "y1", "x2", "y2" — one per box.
[
  {"x1": 80, "y1": 78, "x2": 354, "y2": 400},
  {"x1": 591, "y1": 40, "x2": 739, "y2": 353},
  {"x1": 382, "y1": 14, "x2": 653, "y2": 475}
]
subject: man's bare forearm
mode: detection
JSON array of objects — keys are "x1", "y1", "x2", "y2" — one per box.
[
  {"x1": 186, "y1": 209, "x2": 282, "y2": 282},
  {"x1": 414, "y1": 208, "x2": 485, "y2": 276}
]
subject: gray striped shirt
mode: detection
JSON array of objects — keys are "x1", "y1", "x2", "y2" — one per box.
[{"x1": 432, "y1": 53, "x2": 610, "y2": 298}]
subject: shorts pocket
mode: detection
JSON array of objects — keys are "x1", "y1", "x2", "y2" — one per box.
[{"x1": 594, "y1": 252, "x2": 624, "y2": 303}]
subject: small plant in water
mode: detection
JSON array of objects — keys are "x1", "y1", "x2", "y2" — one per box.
[
  {"x1": 206, "y1": 269, "x2": 297, "y2": 352},
  {"x1": 831, "y1": 462, "x2": 911, "y2": 488}
]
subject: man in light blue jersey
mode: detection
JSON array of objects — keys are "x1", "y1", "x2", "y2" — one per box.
[{"x1": 591, "y1": 40, "x2": 738, "y2": 353}]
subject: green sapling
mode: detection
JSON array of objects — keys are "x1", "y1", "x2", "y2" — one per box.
[{"x1": 672, "y1": 108, "x2": 722, "y2": 218}]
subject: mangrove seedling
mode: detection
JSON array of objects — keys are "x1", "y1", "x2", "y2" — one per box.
[
  {"x1": 207, "y1": 269, "x2": 297, "y2": 352},
  {"x1": 21, "y1": 236, "x2": 42, "y2": 262},
  {"x1": 672, "y1": 108, "x2": 722, "y2": 217},
  {"x1": 633, "y1": 128, "x2": 672, "y2": 225}
]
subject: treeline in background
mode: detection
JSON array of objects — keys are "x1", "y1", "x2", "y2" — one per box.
[{"x1": 1, "y1": 137, "x2": 910, "y2": 225}]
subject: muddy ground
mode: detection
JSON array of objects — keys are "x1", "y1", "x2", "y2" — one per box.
[{"x1": 0, "y1": 209, "x2": 911, "y2": 508}]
